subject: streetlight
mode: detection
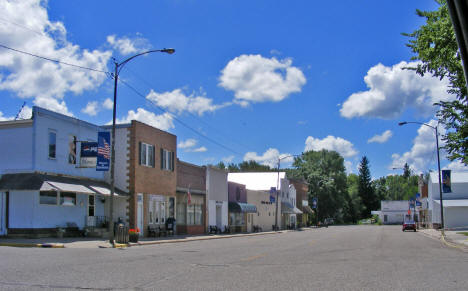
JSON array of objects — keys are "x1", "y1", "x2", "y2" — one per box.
[
  {"x1": 275, "y1": 154, "x2": 301, "y2": 231},
  {"x1": 108, "y1": 48, "x2": 175, "y2": 245},
  {"x1": 398, "y1": 121, "x2": 444, "y2": 231}
]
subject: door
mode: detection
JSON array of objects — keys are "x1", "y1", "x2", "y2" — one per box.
[
  {"x1": 216, "y1": 205, "x2": 222, "y2": 229},
  {"x1": 247, "y1": 213, "x2": 253, "y2": 232},
  {"x1": 87, "y1": 195, "x2": 95, "y2": 227},
  {"x1": 137, "y1": 194, "x2": 143, "y2": 236},
  {"x1": 0, "y1": 192, "x2": 5, "y2": 235}
]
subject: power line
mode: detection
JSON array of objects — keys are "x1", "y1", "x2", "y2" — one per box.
[
  {"x1": 0, "y1": 44, "x2": 111, "y2": 74},
  {"x1": 0, "y1": 17, "x2": 46, "y2": 37},
  {"x1": 118, "y1": 78, "x2": 241, "y2": 155},
  {"x1": 122, "y1": 65, "x2": 252, "y2": 152}
]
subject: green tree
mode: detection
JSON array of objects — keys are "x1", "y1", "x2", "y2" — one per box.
[
  {"x1": 293, "y1": 150, "x2": 348, "y2": 223},
  {"x1": 404, "y1": 0, "x2": 468, "y2": 165},
  {"x1": 358, "y1": 156, "x2": 378, "y2": 218},
  {"x1": 216, "y1": 161, "x2": 226, "y2": 170},
  {"x1": 403, "y1": 163, "x2": 411, "y2": 179},
  {"x1": 344, "y1": 174, "x2": 363, "y2": 223}
]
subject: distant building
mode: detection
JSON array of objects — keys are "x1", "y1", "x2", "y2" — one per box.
[
  {"x1": 378, "y1": 201, "x2": 414, "y2": 225},
  {"x1": 206, "y1": 166, "x2": 228, "y2": 232}
]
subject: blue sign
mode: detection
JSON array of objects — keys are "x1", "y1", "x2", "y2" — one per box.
[
  {"x1": 312, "y1": 197, "x2": 317, "y2": 209},
  {"x1": 96, "y1": 132, "x2": 110, "y2": 171},
  {"x1": 81, "y1": 142, "x2": 97, "y2": 157},
  {"x1": 442, "y1": 170, "x2": 452, "y2": 193},
  {"x1": 270, "y1": 195, "x2": 275, "y2": 203},
  {"x1": 270, "y1": 187, "x2": 276, "y2": 194}
]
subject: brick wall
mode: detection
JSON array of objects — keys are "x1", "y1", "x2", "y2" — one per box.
[
  {"x1": 176, "y1": 160, "x2": 206, "y2": 192},
  {"x1": 128, "y1": 120, "x2": 177, "y2": 231}
]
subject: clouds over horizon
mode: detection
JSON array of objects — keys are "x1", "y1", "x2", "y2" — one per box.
[
  {"x1": 243, "y1": 148, "x2": 293, "y2": 169},
  {"x1": 116, "y1": 108, "x2": 174, "y2": 131},
  {"x1": 304, "y1": 135, "x2": 358, "y2": 158},
  {"x1": 219, "y1": 54, "x2": 306, "y2": 106},
  {"x1": 177, "y1": 138, "x2": 207, "y2": 153},
  {"x1": 340, "y1": 61, "x2": 453, "y2": 119},
  {"x1": 106, "y1": 34, "x2": 150, "y2": 55},
  {"x1": 390, "y1": 120, "x2": 445, "y2": 173}
]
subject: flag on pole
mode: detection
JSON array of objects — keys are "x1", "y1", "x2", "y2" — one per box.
[{"x1": 187, "y1": 185, "x2": 192, "y2": 205}]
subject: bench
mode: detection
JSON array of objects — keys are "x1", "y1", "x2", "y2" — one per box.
[
  {"x1": 148, "y1": 225, "x2": 160, "y2": 237},
  {"x1": 253, "y1": 225, "x2": 262, "y2": 232},
  {"x1": 209, "y1": 225, "x2": 219, "y2": 234}
]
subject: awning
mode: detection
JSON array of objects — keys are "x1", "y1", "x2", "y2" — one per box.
[
  {"x1": 281, "y1": 202, "x2": 295, "y2": 214},
  {"x1": 229, "y1": 202, "x2": 257, "y2": 213},
  {"x1": 44, "y1": 181, "x2": 96, "y2": 194},
  {"x1": 434, "y1": 199, "x2": 468, "y2": 207},
  {"x1": 88, "y1": 186, "x2": 125, "y2": 197},
  {"x1": 302, "y1": 205, "x2": 314, "y2": 214},
  {"x1": 293, "y1": 207, "x2": 303, "y2": 214}
]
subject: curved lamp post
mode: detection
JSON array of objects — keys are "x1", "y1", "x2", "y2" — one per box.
[
  {"x1": 398, "y1": 121, "x2": 444, "y2": 231},
  {"x1": 109, "y1": 48, "x2": 175, "y2": 245}
]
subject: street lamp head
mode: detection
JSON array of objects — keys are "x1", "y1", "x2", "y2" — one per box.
[
  {"x1": 161, "y1": 48, "x2": 175, "y2": 54},
  {"x1": 398, "y1": 122, "x2": 407, "y2": 126}
]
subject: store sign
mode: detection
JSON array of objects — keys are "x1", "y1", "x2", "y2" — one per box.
[
  {"x1": 302, "y1": 200, "x2": 308, "y2": 207},
  {"x1": 80, "y1": 142, "x2": 97, "y2": 168},
  {"x1": 312, "y1": 198, "x2": 317, "y2": 209},
  {"x1": 96, "y1": 132, "x2": 110, "y2": 171}
]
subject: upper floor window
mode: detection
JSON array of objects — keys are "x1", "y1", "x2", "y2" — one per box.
[
  {"x1": 48, "y1": 130, "x2": 56, "y2": 159},
  {"x1": 139, "y1": 142, "x2": 155, "y2": 167},
  {"x1": 161, "y1": 148, "x2": 174, "y2": 171}
]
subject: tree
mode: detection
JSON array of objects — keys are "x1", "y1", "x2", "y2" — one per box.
[
  {"x1": 404, "y1": 0, "x2": 468, "y2": 165},
  {"x1": 293, "y1": 150, "x2": 348, "y2": 223},
  {"x1": 403, "y1": 163, "x2": 411, "y2": 179},
  {"x1": 344, "y1": 174, "x2": 363, "y2": 223},
  {"x1": 358, "y1": 156, "x2": 378, "y2": 218},
  {"x1": 216, "y1": 161, "x2": 226, "y2": 170}
]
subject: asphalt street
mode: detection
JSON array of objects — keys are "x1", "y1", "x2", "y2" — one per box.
[{"x1": 0, "y1": 225, "x2": 467, "y2": 290}]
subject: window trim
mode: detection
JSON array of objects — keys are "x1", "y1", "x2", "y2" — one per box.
[{"x1": 139, "y1": 142, "x2": 155, "y2": 167}]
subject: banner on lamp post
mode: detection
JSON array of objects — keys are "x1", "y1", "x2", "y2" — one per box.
[
  {"x1": 442, "y1": 170, "x2": 452, "y2": 193},
  {"x1": 96, "y1": 132, "x2": 110, "y2": 171}
]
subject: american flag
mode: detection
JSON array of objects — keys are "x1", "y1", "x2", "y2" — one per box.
[
  {"x1": 98, "y1": 138, "x2": 110, "y2": 160},
  {"x1": 187, "y1": 185, "x2": 192, "y2": 205}
]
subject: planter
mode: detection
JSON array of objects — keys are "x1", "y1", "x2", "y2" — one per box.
[{"x1": 129, "y1": 234, "x2": 139, "y2": 243}]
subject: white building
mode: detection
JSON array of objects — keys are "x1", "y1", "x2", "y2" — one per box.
[
  {"x1": 379, "y1": 201, "x2": 413, "y2": 225},
  {"x1": 0, "y1": 107, "x2": 128, "y2": 237},
  {"x1": 428, "y1": 171, "x2": 468, "y2": 229},
  {"x1": 206, "y1": 166, "x2": 228, "y2": 232}
]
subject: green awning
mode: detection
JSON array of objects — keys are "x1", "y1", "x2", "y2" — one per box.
[{"x1": 229, "y1": 202, "x2": 257, "y2": 213}]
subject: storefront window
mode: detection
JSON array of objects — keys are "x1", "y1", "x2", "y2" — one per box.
[
  {"x1": 187, "y1": 204, "x2": 195, "y2": 225},
  {"x1": 229, "y1": 213, "x2": 244, "y2": 226},
  {"x1": 40, "y1": 191, "x2": 57, "y2": 205},
  {"x1": 60, "y1": 192, "x2": 76, "y2": 206},
  {"x1": 176, "y1": 202, "x2": 186, "y2": 225},
  {"x1": 195, "y1": 205, "x2": 202, "y2": 225}
]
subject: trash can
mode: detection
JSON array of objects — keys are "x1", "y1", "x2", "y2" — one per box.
[
  {"x1": 166, "y1": 217, "x2": 176, "y2": 235},
  {"x1": 114, "y1": 223, "x2": 129, "y2": 244}
]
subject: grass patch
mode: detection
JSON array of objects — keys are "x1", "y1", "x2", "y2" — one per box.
[{"x1": 456, "y1": 232, "x2": 468, "y2": 236}]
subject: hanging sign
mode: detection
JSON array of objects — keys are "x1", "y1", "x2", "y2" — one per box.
[
  {"x1": 96, "y1": 132, "x2": 110, "y2": 171},
  {"x1": 442, "y1": 170, "x2": 452, "y2": 193},
  {"x1": 80, "y1": 141, "x2": 97, "y2": 168}
]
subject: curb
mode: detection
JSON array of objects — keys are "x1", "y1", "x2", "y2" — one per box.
[
  {"x1": 0, "y1": 242, "x2": 64, "y2": 248},
  {"x1": 419, "y1": 230, "x2": 468, "y2": 252},
  {"x1": 129, "y1": 230, "x2": 286, "y2": 247}
]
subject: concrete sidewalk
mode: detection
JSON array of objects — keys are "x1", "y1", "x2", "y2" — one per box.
[
  {"x1": 419, "y1": 228, "x2": 468, "y2": 251},
  {"x1": 0, "y1": 229, "x2": 300, "y2": 249}
]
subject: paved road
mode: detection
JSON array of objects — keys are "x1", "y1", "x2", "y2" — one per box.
[{"x1": 0, "y1": 225, "x2": 467, "y2": 290}]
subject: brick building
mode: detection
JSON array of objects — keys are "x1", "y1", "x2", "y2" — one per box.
[
  {"x1": 289, "y1": 179, "x2": 313, "y2": 227},
  {"x1": 176, "y1": 160, "x2": 206, "y2": 235},
  {"x1": 105, "y1": 120, "x2": 177, "y2": 236}
]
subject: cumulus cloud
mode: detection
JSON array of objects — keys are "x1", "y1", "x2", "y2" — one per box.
[
  {"x1": 106, "y1": 34, "x2": 149, "y2": 55},
  {"x1": 219, "y1": 54, "x2": 306, "y2": 105},
  {"x1": 390, "y1": 120, "x2": 445, "y2": 173},
  {"x1": 178, "y1": 138, "x2": 198, "y2": 149},
  {"x1": 82, "y1": 101, "x2": 99, "y2": 116},
  {"x1": 103, "y1": 98, "x2": 113, "y2": 110},
  {"x1": 146, "y1": 89, "x2": 229, "y2": 116},
  {"x1": 0, "y1": 0, "x2": 112, "y2": 115},
  {"x1": 444, "y1": 160, "x2": 468, "y2": 171},
  {"x1": 116, "y1": 108, "x2": 174, "y2": 131},
  {"x1": 192, "y1": 146, "x2": 207, "y2": 153},
  {"x1": 340, "y1": 61, "x2": 453, "y2": 119},
  {"x1": 0, "y1": 105, "x2": 32, "y2": 121},
  {"x1": 243, "y1": 148, "x2": 293, "y2": 169},
  {"x1": 304, "y1": 135, "x2": 358, "y2": 158},
  {"x1": 368, "y1": 130, "x2": 393, "y2": 144}
]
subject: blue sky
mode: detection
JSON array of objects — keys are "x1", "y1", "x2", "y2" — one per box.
[{"x1": 1, "y1": 0, "x2": 466, "y2": 178}]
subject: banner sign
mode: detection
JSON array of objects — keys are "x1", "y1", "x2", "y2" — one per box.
[
  {"x1": 442, "y1": 170, "x2": 452, "y2": 193},
  {"x1": 80, "y1": 142, "x2": 97, "y2": 168},
  {"x1": 96, "y1": 132, "x2": 110, "y2": 171},
  {"x1": 269, "y1": 187, "x2": 276, "y2": 202},
  {"x1": 312, "y1": 197, "x2": 317, "y2": 209},
  {"x1": 415, "y1": 193, "x2": 422, "y2": 207}
]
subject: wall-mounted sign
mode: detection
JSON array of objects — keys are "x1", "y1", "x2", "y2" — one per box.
[
  {"x1": 302, "y1": 200, "x2": 309, "y2": 207},
  {"x1": 80, "y1": 141, "x2": 97, "y2": 168},
  {"x1": 96, "y1": 132, "x2": 110, "y2": 171}
]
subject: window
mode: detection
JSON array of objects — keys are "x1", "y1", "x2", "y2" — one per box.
[
  {"x1": 88, "y1": 195, "x2": 95, "y2": 216},
  {"x1": 161, "y1": 149, "x2": 174, "y2": 171},
  {"x1": 229, "y1": 213, "x2": 244, "y2": 226},
  {"x1": 149, "y1": 196, "x2": 166, "y2": 224},
  {"x1": 194, "y1": 204, "x2": 202, "y2": 225},
  {"x1": 48, "y1": 131, "x2": 56, "y2": 159},
  {"x1": 139, "y1": 142, "x2": 155, "y2": 167},
  {"x1": 176, "y1": 202, "x2": 186, "y2": 225},
  {"x1": 40, "y1": 191, "x2": 58, "y2": 205},
  {"x1": 60, "y1": 192, "x2": 76, "y2": 206},
  {"x1": 187, "y1": 204, "x2": 195, "y2": 225}
]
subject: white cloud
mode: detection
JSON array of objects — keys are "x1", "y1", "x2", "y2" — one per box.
[
  {"x1": 193, "y1": 146, "x2": 207, "y2": 153},
  {"x1": 444, "y1": 160, "x2": 468, "y2": 171},
  {"x1": 146, "y1": 89, "x2": 229, "y2": 116},
  {"x1": 0, "y1": 0, "x2": 112, "y2": 115},
  {"x1": 368, "y1": 130, "x2": 393, "y2": 144},
  {"x1": 243, "y1": 148, "x2": 292, "y2": 169},
  {"x1": 117, "y1": 108, "x2": 174, "y2": 131},
  {"x1": 340, "y1": 61, "x2": 453, "y2": 119},
  {"x1": 102, "y1": 98, "x2": 113, "y2": 110},
  {"x1": 0, "y1": 105, "x2": 32, "y2": 121},
  {"x1": 82, "y1": 101, "x2": 99, "y2": 116},
  {"x1": 304, "y1": 135, "x2": 358, "y2": 158},
  {"x1": 222, "y1": 155, "x2": 235, "y2": 163},
  {"x1": 178, "y1": 138, "x2": 197, "y2": 149},
  {"x1": 219, "y1": 54, "x2": 306, "y2": 105},
  {"x1": 106, "y1": 34, "x2": 149, "y2": 55},
  {"x1": 391, "y1": 120, "x2": 445, "y2": 173}
]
